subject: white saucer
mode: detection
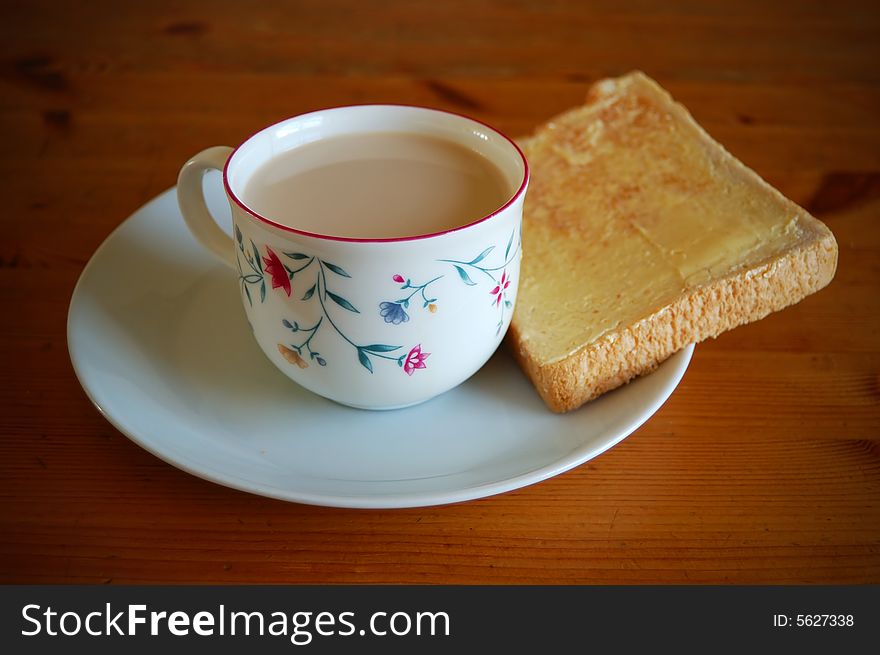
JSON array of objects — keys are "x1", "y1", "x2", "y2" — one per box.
[{"x1": 67, "y1": 183, "x2": 694, "y2": 509}]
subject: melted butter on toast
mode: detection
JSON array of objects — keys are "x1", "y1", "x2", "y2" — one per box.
[{"x1": 517, "y1": 73, "x2": 811, "y2": 362}]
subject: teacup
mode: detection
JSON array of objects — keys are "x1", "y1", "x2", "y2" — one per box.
[{"x1": 177, "y1": 105, "x2": 529, "y2": 409}]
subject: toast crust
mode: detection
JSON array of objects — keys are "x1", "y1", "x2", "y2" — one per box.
[
  {"x1": 508, "y1": 231, "x2": 837, "y2": 412},
  {"x1": 508, "y1": 72, "x2": 838, "y2": 412}
]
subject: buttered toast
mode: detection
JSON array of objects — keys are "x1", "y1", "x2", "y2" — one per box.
[{"x1": 508, "y1": 72, "x2": 837, "y2": 413}]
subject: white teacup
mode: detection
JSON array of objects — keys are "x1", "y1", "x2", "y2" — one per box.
[{"x1": 177, "y1": 105, "x2": 529, "y2": 409}]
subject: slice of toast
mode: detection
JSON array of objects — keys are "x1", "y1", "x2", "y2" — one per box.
[{"x1": 508, "y1": 71, "x2": 837, "y2": 413}]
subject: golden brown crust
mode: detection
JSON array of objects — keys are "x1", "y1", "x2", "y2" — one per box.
[
  {"x1": 508, "y1": 231, "x2": 837, "y2": 412},
  {"x1": 507, "y1": 71, "x2": 839, "y2": 413}
]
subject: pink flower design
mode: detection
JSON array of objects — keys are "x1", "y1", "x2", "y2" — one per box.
[
  {"x1": 403, "y1": 344, "x2": 430, "y2": 376},
  {"x1": 490, "y1": 270, "x2": 511, "y2": 306},
  {"x1": 263, "y1": 247, "x2": 291, "y2": 296},
  {"x1": 392, "y1": 274, "x2": 405, "y2": 283}
]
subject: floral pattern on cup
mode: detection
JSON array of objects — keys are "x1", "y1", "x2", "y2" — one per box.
[
  {"x1": 490, "y1": 270, "x2": 511, "y2": 307},
  {"x1": 263, "y1": 247, "x2": 291, "y2": 296},
  {"x1": 379, "y1": 228, "x2": 520, "y2": 335},
  {"x1": 439, "y1": 229, "x2": 519, "y2": 335},
  {"x1": 271, "y1": 247, "x2": 428, "y2": 376},
  {"x1": 280, "y1": 314, "x2": 428, "y2": 376},
  {"x1": 379, "y1": 273, "x2": 441, "y2": 324},
  {"x1": 235, "y1": 223, "x2": 520, "y2": 378},
  {"x1": 402, "y1": 344, "x2": 430, "y2": 376},
  {"x1": 277, "y1": 343, "x2": 309, "y2": 368},
  {"x1": 234, "y1": 226, "x2": 266, "y2": 305}
]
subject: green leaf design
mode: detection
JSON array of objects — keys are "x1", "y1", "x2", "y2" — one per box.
[
  {"x1": 244, "y1": 284, "x2": 252, "y2": 306},
  {"x1": 505, "y1": 230, "x2": 515, "y2": 260},
  {"x1": 253, "y1": 242, "x2": 263, "y2": 272},
  {"x1": 284, "y1": 252, "x2": 309, "y2": 260},
  {"x1": 357, "y1": 348, "x2": 373, "y2": 373},
  {"x1": 323, "y1": 261, "x2": 351, "y2": 278},
  {"x1": 362, "y1": 344, "x2": 401, "y2": 353},
  {"x1": 468, "y1": 246, "x2": 494, "y2": 265},
  {"x1": 327, "y1": 291, "x2": 359, "y2": 313},
  {"x1": 260, "y1": 281, "x2": 266, "y2": 302},
  {"x1": 454, "y1": 265, "x2": 477, "y2": 286},
  {"x1": 302, "y1": 284, "x2": 316, "y2": 300}
]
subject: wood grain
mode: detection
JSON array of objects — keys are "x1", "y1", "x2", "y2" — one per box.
[{"x1": 1, "y1": 0, "x2": 878, "y2": 584}]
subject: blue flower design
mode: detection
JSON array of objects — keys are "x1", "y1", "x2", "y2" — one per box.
[{"x1": 379, "y1": 301, "x2": 409, "y2": 325}]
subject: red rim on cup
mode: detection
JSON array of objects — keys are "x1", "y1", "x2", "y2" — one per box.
[{"x1": 221, "y1": 104, "x2": 530, "y2": 244}]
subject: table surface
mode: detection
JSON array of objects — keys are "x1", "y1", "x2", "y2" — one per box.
[{"x1": 2, "y1": 0, "x2": 878, "y2": 584}]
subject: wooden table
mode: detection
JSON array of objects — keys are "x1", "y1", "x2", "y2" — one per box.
[{"x1": 2, "y1": 0, "x2": 878, "y2": 584}]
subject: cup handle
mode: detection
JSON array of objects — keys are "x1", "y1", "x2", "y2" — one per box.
[{"x1": 177, "y1": 146, "x2": 236, "y2": 268}]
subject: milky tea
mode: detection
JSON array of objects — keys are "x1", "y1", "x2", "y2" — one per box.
[{"x1": 241, "y1": 132, "x2": 512, "y2": 239}]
